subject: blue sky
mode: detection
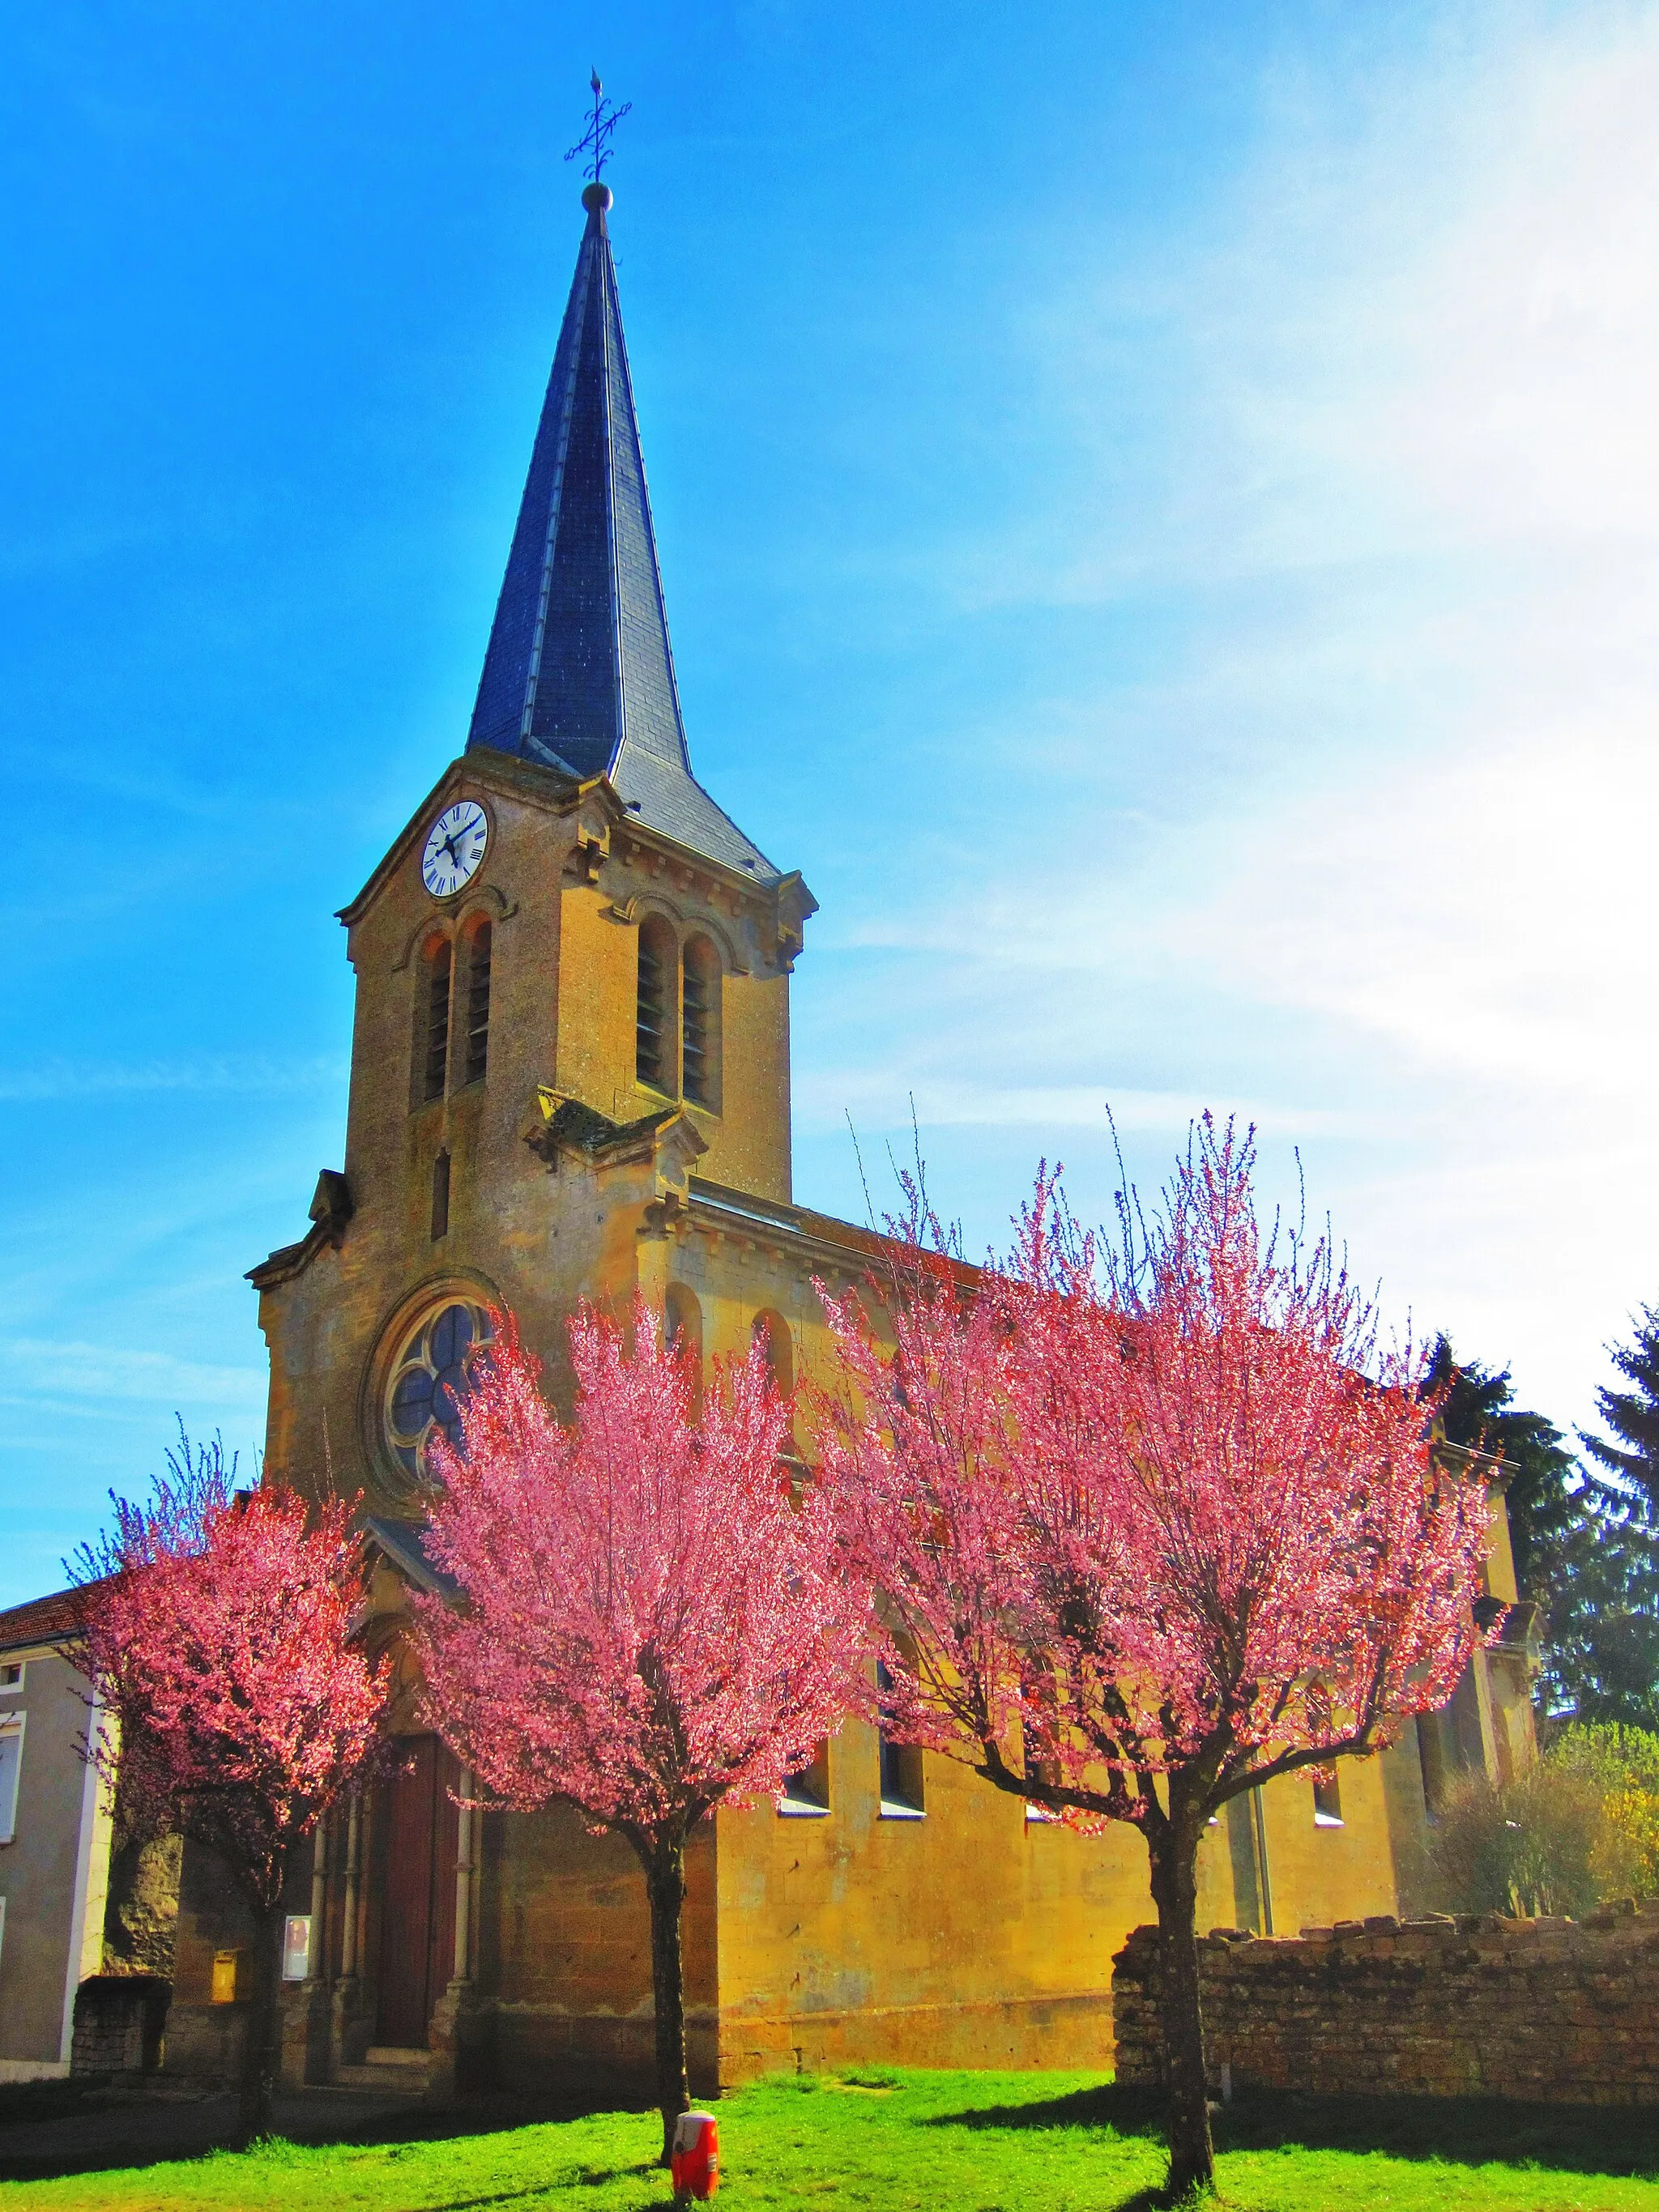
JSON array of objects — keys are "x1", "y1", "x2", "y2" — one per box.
[{"x1": 5, "y1": 0, "x2": 1657, "y2": 1605}]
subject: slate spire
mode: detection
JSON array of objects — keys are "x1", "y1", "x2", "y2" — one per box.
[{"x1": 467, "y1": 183, "x2": 775, "y2": 880}]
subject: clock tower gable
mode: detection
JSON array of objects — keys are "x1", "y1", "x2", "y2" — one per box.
[
  {"x1": 335, "y1": 745, "x2": 806, "y2": 1223},
  {"x1": 251, "y1": 180, "x2": 814, "y2": 1515}
]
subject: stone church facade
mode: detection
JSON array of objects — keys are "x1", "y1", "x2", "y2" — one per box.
[{"x1": 162, "y1": 181, "x2": 1538, "y2": 2099}]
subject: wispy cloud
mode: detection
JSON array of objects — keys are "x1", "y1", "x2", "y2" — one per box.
[
  {"x1": 795, "y1": 1074, "x2": 1363, "y2": 1140},
  {"x1": 0, "y1": 1340, "x2": 267, "y2": 1412},
  {"x1": 0, "y1": 1055, "x2": 347, "y2": 1103},
  {"x1": 804, "y1": 2, "x2": 1659, "y2": 1430}
]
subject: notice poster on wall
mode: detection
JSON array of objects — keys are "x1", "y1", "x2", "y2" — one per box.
[{"x1": 281, "y1": 1915, "x2": 311, "y2": 1982}]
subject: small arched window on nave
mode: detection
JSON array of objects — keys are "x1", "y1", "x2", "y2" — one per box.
[
  {"x1": 752, "y1": 1310, "x2": 795, "y2": 1400},
  {"x1": 637, "y1": 916, "x2": 677, "y2": 1092},
  {"x1": 664, "y1": 1284, "x2": 705, "y2": 1417},
  {"x1": 876, "y1": 1645, "x2": 926, "y2": 1818},
  {"x1": 419, "y1": 936, "x2": 452, "y2": 1103},
  {"x1": 753, "y1": 1309, "x2": 797, "y2": 1459},
  {"x1": 680, "y1": 936, "x2": 722, "y2": 1110}
]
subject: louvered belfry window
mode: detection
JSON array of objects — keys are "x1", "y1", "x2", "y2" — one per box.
[
  {"x1": 681, "y1": 937, "x2": 719, "y2": 1107},
  {"x1": 463, "y1": 922, "x2": 492, "y2": 1085},
  {"x1": 423, "y1": 941, "x2": 452, "y2": 1102},
  {"x1": 637, "y1": 919, "x2": 673, "y2": 1089}
]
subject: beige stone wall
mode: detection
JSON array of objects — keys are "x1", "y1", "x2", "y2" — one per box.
[
  {"x1": 1112, "y1": 1899, "x2": 1659, "y2": 2105},
  {"x1": 706, "y1": 1728, "x2": 1479, "y2": 2083},
  {"x1": 714, "y1": 1725, "x2": 1127, "y2": 2081},
  {"x1": 476, "y1": 1805, "x2": 721, "y2": 2096}
]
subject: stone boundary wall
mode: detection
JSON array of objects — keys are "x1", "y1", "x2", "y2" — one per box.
[
  {"x1": 1112, "y1": 1899, "x2": 1659, "y2": 2107},
  {"x1": 70, "y1": 1976, "x2": 170, "y2": 2077}
]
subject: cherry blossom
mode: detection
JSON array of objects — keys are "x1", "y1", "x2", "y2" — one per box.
[
  {"x1": 816, "y1": 1119, "x2": 1487, "y2": 2197},
  {"x1": 72, "y1": 1434, "x2": 386, "y2": 2142},
  {"x1": 416, "y1": 1302, "x2": 866, "y2": 2161}
]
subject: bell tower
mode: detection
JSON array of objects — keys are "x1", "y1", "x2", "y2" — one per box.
[{"x1": 250, "y1": 176, "x2": 815, "y2": 1512}]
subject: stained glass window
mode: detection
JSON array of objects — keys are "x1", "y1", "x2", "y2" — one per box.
[{"x1": 385, "y1": 1302, "x2": 488, "y2": 1480}]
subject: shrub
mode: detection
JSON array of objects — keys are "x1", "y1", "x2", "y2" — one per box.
[
  {"x1": 1429, "y1": 1724, "x2": 1659, "y2": 1916},
  {"x1": 1552, "y1": 1722, "x2": 1659, "y2": 1897}
]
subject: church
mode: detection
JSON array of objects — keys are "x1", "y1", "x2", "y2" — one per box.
[{"x1": 158, "y1": 176, "x2": 1537, "y2": 2101}]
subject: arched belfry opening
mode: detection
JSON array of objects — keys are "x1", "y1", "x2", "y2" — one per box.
[
  {"x1": 636, "y1": 916, "x2": 677, "y2": 1092},
  {"x1": 680, "y1": 936, "x2": 721, "y2": 1110},
  {"x1": 458, "y1": 915, "x2": 492, "y2": 1086},
  {"x1": 417, "y1": 936, "x2": 451, "y2": 1104}
]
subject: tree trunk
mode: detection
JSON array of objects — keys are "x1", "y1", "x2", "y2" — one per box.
[
  {"x1": 235, "y1": 1903, "x2": 286, "y2": 2148},
  {"x1": 1147, "y1": 1823, "x2": 1213, "y2": 2199},
  {"x1": 643, "y1": 1841, "x2": 690, "y2": 2168}
]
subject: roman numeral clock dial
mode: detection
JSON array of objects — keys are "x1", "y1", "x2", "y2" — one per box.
[{"x1": 420, "y1": 800, "x2": 489, "y2": 897}]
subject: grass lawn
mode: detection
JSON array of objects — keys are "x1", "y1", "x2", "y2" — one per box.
[{"x1": 6, "y1": 2069, "x2": 1659, "y2": 2211}]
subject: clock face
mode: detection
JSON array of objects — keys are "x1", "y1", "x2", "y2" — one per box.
[{"x1": 421, "y1": 801, "x2": 489, "y2": 897}]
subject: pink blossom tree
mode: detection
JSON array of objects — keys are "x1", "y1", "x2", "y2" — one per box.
[
  {"x1": 816, "y1": 1119, "x2": 1490, "y2": 2199},
  {"x1": 413, "y1": 1302, "x2": 868, "y2": 2164},
  {"x1": 70, "y1": 1431, "x2": 389, "y2": 2144}
]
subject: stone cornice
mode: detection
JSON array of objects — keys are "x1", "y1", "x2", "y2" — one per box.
[
  {"x1": 247, "y1": 1171, "x2": 353, "y2": 1292},
  {"x1": 684, "y1": 1178, "x2": 980, "y2": 1298},
  {"x1": 524, "y1": 1088, "x2": 709, "y2": 1182},
  {"x1": 335, "y1": 753, "x2": 817, "y2": 965}
]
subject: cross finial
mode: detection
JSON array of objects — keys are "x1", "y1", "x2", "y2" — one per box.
[{"x1": 565, "y1": 70, "x2": 631, "y2": 185}]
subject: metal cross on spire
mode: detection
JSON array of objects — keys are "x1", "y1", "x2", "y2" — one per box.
[{"x1": 565, "y1": 69, "x2": 631, "y2": 183}]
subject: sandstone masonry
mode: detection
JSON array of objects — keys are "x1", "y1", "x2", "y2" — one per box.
[{"x1": 1112, "y1": 1899, "x2": 1659, "y2": 2107}]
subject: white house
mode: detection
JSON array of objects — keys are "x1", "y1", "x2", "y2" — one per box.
[{"x1": 0, "y1": 1589, "x2": 113, "y2": 2081}]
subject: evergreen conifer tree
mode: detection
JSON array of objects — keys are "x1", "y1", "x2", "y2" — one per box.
[
  {"x1": 1571, "y1": 1306, "x2": 1659, "y2": 1728},
  {"x1": 1584, "y1": 1306, "x2": 1659, "y2": 1527},
  {"x1": 1423, "y1": 1335, "x2": 1579, "y2": 1604},
  {"x1": 1427, "y1": 1332, "x2": 1659, "y2": 1729}
]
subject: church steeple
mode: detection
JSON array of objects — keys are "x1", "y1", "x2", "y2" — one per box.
[{"x1": 467, "y1": 182, "x2": 775, "y2": 881}]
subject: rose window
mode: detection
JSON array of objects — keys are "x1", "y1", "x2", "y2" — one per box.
[{"x1": 385, "y1": 1302, "x2": 488, "y2": 1479}]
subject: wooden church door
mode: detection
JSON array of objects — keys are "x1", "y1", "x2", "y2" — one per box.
[{"x1": 375, "y1": 1735, "x2": 459, "y2": 2047}]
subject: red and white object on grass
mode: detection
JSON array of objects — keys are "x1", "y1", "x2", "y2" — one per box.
[{"x1": 671, "y1": 2110, "x2": 720, "y2": 2201}]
